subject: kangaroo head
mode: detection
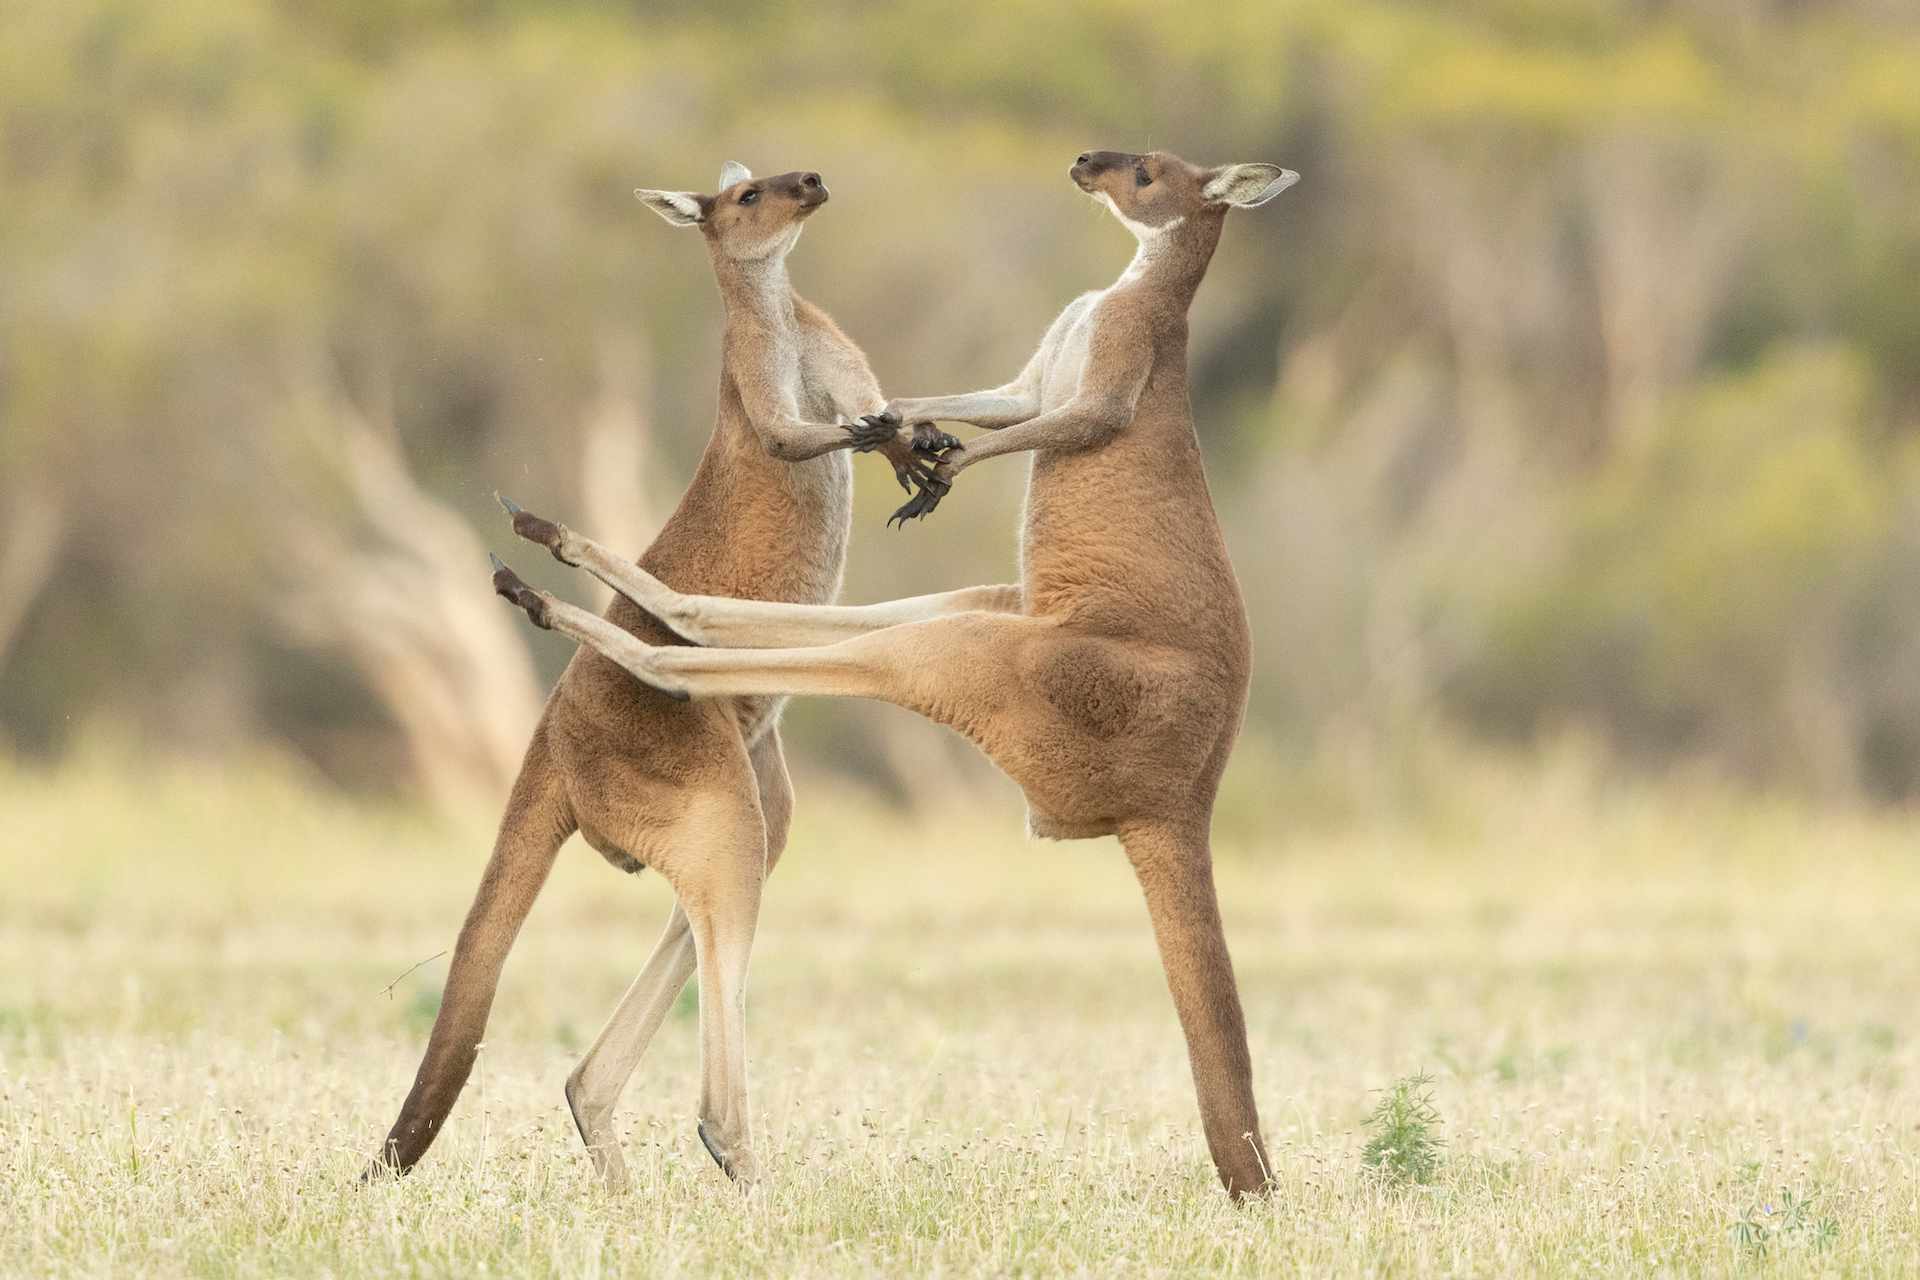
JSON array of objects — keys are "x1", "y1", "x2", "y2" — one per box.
[
  {"x1": 1069, "y1": 150, "x2": 1298, "y2": 238},
  {"x1": 634, "y1": 162, "x2": 830, "y2": 260}
]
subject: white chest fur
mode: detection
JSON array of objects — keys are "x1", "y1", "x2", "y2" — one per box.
[{"x1": 1038, "y1": 293, "x2": 1103, "y2": 412}]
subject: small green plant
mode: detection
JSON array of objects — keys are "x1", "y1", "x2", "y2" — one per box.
[
  {"x1": 1733, "y1": 1184, "x2": 1839, "y2": 1255},
  {"x1": 1361, "y1": 1072, "x2": 1445, "y2": 1187}
]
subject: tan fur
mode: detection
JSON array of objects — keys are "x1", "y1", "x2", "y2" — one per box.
[
  {"x1": 371, "y1": 164, "x2": 924, "y2": 1187},
  {"x1": 497, "y1": 151, "x2": 1298, "y2": 1197}
]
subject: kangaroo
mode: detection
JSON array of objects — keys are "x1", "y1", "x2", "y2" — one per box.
[
  {"x1": 490, "y1": 150, "x2": 1299, "y2": 1196},
  {"x1": 369, "y1": 161, "x2": 953, "y2": 1188}
]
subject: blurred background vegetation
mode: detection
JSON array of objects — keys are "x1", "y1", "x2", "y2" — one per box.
[{"x1": 6, "y1": 0, "x2": 1920, "y2": 826}]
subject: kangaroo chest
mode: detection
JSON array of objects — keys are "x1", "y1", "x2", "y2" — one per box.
[{"x1": 1037, "y1": 292, "x2": 1106, "y2": 413}]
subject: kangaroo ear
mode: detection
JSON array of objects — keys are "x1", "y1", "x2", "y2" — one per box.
[
  {"x1": 1202, "y1": 163, "x2": 1300, "y2": 208},
  {"x1": 633, "y1": 188, "x2": 707, "y2": 226},
  {"x1": 716, "y1": 160, "x2": 752, "y2": 190}
]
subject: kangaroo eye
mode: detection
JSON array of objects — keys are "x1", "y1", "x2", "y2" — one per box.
[
  {"x1": 739, "y1": 189, "x2": 759, "y2": 205},
  {"x1": 1135, "y1": 167, "x2": 1152, "y2": 187}
]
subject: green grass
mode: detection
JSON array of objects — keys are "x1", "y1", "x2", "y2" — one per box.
[
  {"x1": 1361, "y1": 1072, "x2": 1444, "y2": 1188},
  {"x1": 3, "y1": 749, "x2": 1919, "y2": 1276}
]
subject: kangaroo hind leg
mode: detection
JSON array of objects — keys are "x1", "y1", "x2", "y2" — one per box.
[
  {"x1": 562, "y1": 730, "x2": 794, "y2": 1190},
  {"x1": 1118, "y1": 819, "x2": 1270, "y2": 1198},
  {"x1": 370, "y1": 726, "x2": 575, "y2": 1176}
]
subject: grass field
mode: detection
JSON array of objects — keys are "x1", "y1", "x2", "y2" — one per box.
[{"x1": 4, "y1": 748, "x2": 1919, "y2": 1276}]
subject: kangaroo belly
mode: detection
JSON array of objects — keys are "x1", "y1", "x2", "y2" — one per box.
[{"x1": 552, "y1": 416, "x2": 852, "y2": 857}]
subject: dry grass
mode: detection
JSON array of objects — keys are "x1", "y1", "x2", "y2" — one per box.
[{"x1": 3, "y1": 747, "x2": 1919, "y2": 1276}]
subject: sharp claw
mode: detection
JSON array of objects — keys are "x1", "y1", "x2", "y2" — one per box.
[
  {"x1": 496, "y1": 493, "x2": 522, "y2": 516},
  {"x1": 489, "y1": 555, "x2": 552, "y2": 629},
  {"x1": 887, "y1": 494, "x2": 923, "y2": 527}
]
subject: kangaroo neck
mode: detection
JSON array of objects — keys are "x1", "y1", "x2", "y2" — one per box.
[
  {"x1": 712, "y1": 252, "x2": 797, "y2": 329},
  {"x1": 1112, "y1": 210, "x2": 1222, "y2": 312}
]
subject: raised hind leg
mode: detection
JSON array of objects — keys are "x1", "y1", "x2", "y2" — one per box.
[
  {"x1": 497, "y1": 497, "x2": 1019, "y2": 648},
  {"x1": 562, "y1": 729, "x2": 794, "y2": 1190},
  {"x1": 490, "y1": 558, "x2": 1041, "y2": 711}
]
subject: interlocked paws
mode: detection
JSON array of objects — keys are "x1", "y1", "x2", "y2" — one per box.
[
  {"x1": 844, "y1": 411, "x2": 962, "y2": 525},
  {"x1": 888, "y1": 456, "x2": 954, "y2": 527},
  {"x1": 489, "y1": 553, "x2": 552, "y2": 630},
  {"x1": 842, "y1": 412, "x2": 901, "y2": 452},
  {"x1": 910, "y1": 421, "x2": 962, "y2": 456}
]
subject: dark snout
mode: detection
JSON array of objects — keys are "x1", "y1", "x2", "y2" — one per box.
[
  {"x1": 767, "y1": 170, "x2": 830, "y2": 212},
  {"x1": 1070, "y1": 150, "x2": 1132, "y2": 190}
]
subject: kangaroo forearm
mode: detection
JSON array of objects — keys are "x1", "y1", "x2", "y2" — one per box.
[
  {"x1": 950, "y1": 403, "x2": 1127, "y2": 471},
  {"x1": 891, "y1": 390, "x2": 1038, "y2": 430},
  {"x1": 757, "y1": 418, "x2": 854, "y2": 461}
]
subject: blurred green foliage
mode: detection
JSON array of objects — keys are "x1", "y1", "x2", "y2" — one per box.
[{"x1": 4, "y1": 0, "x2": 1920, "y2": 807}]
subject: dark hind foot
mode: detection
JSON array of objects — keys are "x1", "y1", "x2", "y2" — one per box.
[
  {"x1": 495, "y1": 493, "x2": 573, "y2": 564},
  {"x1": 489, "y1": 553, "x2": 551, "y2": 629}
]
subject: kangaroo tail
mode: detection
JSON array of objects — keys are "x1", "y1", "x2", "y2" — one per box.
[{"x1": 370, "y1": 726, "x2": 575, "y2": 1175}]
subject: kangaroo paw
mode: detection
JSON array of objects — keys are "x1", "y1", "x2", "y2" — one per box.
[
  {"x1": 887, "y1": 468, "x2": 953, "y2": 527},
  {"x1": 910, "y1": 422, "x2": 961, "y2": 455},
  {"x1": 842, "y1": 412, "x2": 900, "y2": 453}
]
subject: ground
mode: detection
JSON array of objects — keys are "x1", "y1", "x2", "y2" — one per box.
[{"x1": 3, "y1": 749, "x2": 1918, "y2": 1276}]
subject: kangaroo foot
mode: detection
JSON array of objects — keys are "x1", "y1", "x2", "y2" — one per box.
[
  {"x1": 496, "y1": 493, "x2": 577, "y2": 565},
  {"x1": 697, "y1": 1120, "x2": 758, "y2": 1185},
  {"x1": 489, "y1": 554, "x2": 552, "y2": 629}
]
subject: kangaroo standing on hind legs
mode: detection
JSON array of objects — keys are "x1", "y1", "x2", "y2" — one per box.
[
  {"x1": 493, "y1": 150, "x2": 1300, "y2": 1197},
  {"x1": 368, "y1": 161, "x2": 953, "y2": 1189}
]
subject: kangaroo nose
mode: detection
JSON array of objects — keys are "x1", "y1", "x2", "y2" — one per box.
[
  {"x1": 1076, "y1": 154, "x2": 1091, "y2": 166},
  {"x1": 801, "y1": 172, "x2": 822, "y2": 188}
]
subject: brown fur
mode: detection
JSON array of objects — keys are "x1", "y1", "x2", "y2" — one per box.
[
  {"x1": 496, "y1": 150, "x2": 1298, "y2": 1196},
  {"x1": 370, "y1": 163, "x2": 925, "y2": 1188}
]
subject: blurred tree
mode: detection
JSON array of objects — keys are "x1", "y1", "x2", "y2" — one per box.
[{"x1": 5, "y1": 0, "x2": 1920, "y2": 811}]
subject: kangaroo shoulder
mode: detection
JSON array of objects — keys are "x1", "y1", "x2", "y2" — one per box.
[
  {"x1": 1037, "y1": 291, "x2": 1104, "y2": 357},
  {"x1": 797, "y1": 296, "x2": 868, "y2": 362},
  {"x1": 793, "y1": 296, "x2": 851, "y2": 346}
]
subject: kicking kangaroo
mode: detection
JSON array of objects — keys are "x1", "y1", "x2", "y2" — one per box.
[
  {"x1": 369, "y1": 161, "x2": 953, "y2": 1187},
  {"x1": 492, "y1": 150, "x2": 1299, "y2": 1196}
]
